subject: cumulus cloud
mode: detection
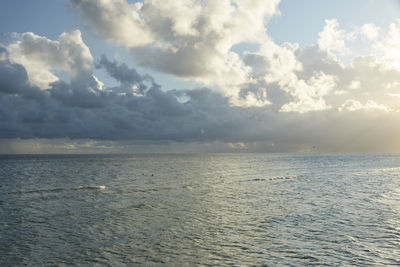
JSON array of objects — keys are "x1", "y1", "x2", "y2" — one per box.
[
  {"x1": 2, "y1": 5, "x2": 400, "y2": 152},
  {"x1": 70, "y1": 0, "x2": 400, "y2": 114},
  {"x1": 339, "y1": 99, "x2": 390, "y2": 112},
  {"x1": 376, "y1": 19, "x2": 400, "y2": 71},
  {"x1": 317, "y1": 18, "x2": 400, "y2": 72},
  {"x1": 7, "y1": 30, "x2": 93, "y2": 89},
  {"x1": 318, "y1": 19, "x2": 354, "y2": 57},
  {"x1": 242, "y1": 41, "x2": 341, "y2": 113},
  {"x1": 360, "y1": 24, "x2": 380, "y2": 40},
  {"x1": 95, "y1": 55, "x2": 155, "y2": 95},
  {"x1": 1, "y1": 41, "x2": 400, "y2": 152},
  {"x1": 0, "y1": 42, "x2": 254, "y2": 142},
  {"x1": 71, "y1": 0, "x2": 281, "y2": 102}
]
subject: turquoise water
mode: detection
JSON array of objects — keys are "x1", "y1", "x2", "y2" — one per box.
[{"x1": 1, "y1": 154, "x2": 400, "y2": 266}]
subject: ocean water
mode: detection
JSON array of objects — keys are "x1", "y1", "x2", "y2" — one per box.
[{"x1": 1, "y1": 153, "x2": 399, "y2": 266}]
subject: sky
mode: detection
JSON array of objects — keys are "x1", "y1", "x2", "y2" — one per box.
[{"x1": 0, "y1": 0, "x2": 400, "y2": 153}]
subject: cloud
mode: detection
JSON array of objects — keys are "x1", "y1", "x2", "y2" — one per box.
[
  {"x1": 71, "y1": 0, "x2": 281, "y2": 101},
  {"x1": 360, "y1": 23, "x2": 380, "y2": 40},
  {"x1": 318, "y1": 19, "x2": 354, "y2": 57},
  {"x1": 71, "y1": 1, "x2": 400, "y2": 115},
  {"x1": 316, "y1": 18, "x2": 400, "y2": 72},
  {"x1": 6, "y1": 30, "x2": 93, "y2": 89},
  {"x1": 2, "y1": 9, "x2": 400, "y2": 152},
  {"x1": 339, "y1": 99, "x2": 390, "y2": 112},
  {"x1": 376, "y1": 19, "x2": 400, "y2": 71},
  {"x1": 2, "y1": 46, "x2": 400, "y2": 152},
  {"x1": 70, "y1": 0, "x2": 153, "y2": 47},
  {"x1": 0, "y1": 48, "x2": 31, "y2": 95},
  {"x1": 279, "y1": 72, "x2": 338, "y2": 113},
  {"x1": 242, "y1": 41, "x2": 341, "y2": 113},
  {"x1": 69, "y1": 1, "x2": 400, "y2": 112},
  {"x1": 0, "y1": 42, "x2": 254, "y2": 142},
  {"x1": 71, "y1": 1, "x2": 400, "y2": 113},
  {"x1": 95, "y1": 55, "x2": 155, "y2": 95}
]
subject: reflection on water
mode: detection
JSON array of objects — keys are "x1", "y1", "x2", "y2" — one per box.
[{"x1": 1, "y1": 154, "x2": 400, "y2": 265}]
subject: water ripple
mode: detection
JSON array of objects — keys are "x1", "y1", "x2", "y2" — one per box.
[{"x1": 1, "y1": 154, "x2": 400, "y2": 266}]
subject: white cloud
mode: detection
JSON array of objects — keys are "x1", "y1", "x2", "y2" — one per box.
[
  {"x1": 317, "y1": 19, "x2": 400, "y2": 73},
  {"x1": 280, "y1": 72, "x2": 337, "y2": 113},
  {"x1": 2, "y1": 43, "x2": 400, "y2": 152},
  {"x1": 360, "y1": 23, "x2": 380, "y2": 40},
  {"x1": 3, "y1": 2, "x2": 400, "y2": 154},
  {"x1": 7, "y1": 30, "x2": 93, "y2": 89},
  {"x1": 387, "y1": 93, "x2": 400, "y2": 98},
  {"x1": 348, "y1": 80, "x2": 361, "y2": 90},
  {"x1": 71, "y1": 1, "x2": 400, "y2": 114},
  {"x1": 340, "y1": 99, "x2": 390, "y2": 112},
  {"x1": 71, "y1": 0, "x2": 153, "y2": 47},
  {"x1": 375, "y1": 19, "x2": 400, "y2": 71},
  {"x1": 71, "y1": 0, "x2": 281, "y2": 103},
  {"x1": 318, "y1": 19, "x2": 353, "y2": 57}
]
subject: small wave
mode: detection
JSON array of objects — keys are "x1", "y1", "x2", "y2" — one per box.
[
  {"x1": 182, "y1": 185, "x2": 193, "y2": 190},
  {"x1": 132, "y1": 203, "x2": 153, "y2": 209},
  {"x1": 73, "y1": 185, "x2": 106, "y2": 191},
  {"x1": 6, "y1": 185, "x2": 106, "y2": 195},
  {"x1": 376, "y1": 167, "x2": 400, "y2": 173},
  {"x1": 6, "y1": 188, "x2": 66, "y2": 195},
  {"x1": 246, "y1": 176, "x2": 296, "y2": 182},
  {"x1": 356, "y1": 167, "x2": 400, "y2": 176},
  {"x1": 269, "y1": 176, "x2": 296, "y2": 181},
  {"x1": 248, "y1": 178, "x2": 268, "y2": 182}
]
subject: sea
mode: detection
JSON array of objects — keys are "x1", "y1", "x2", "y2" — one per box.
[{"x1": 0, "y1": 153, "x2": 399, "y2": 266}]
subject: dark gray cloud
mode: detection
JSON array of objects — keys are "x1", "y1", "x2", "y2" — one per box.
[
  {"x1": 0, "y1": 48, "x2": 34, "y2": 96},
  {"x1": 0, "y1": 51, "x2": 255, "y2": 142},
  {"x1": 97, "y1": 55, "x2": 152, "y2": 85},
  {"x1": 2, "y1": 49, "x2": 400, "y2": 152}
]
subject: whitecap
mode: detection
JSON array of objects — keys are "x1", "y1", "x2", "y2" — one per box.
[{"x1": 74, "y1": 185, "x2": 106, "y2": 191}]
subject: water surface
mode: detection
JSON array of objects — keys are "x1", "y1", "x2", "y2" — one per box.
[{"x1": 1, "y1": 154, "x2": 399, "y2": 266}]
